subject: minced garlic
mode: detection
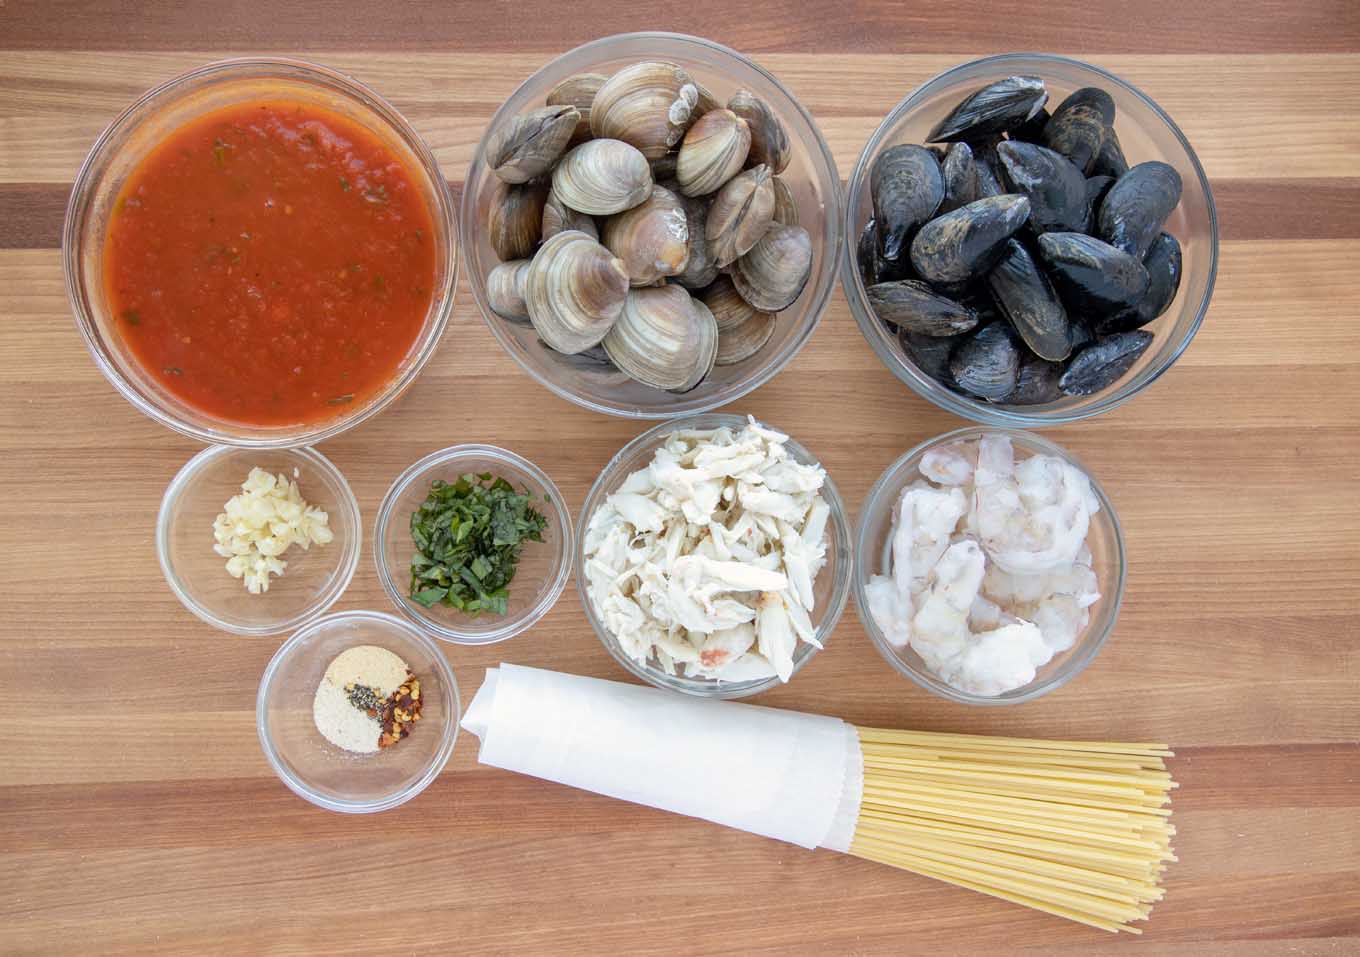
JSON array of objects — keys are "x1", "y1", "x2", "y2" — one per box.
[{"x1": 212, "y1": 467, "x2": 333, "y2": 594}]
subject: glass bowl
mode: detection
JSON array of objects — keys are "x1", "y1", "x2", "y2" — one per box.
[
  {"x1": 577, "y1": 413, "x2": 852, "y2": 698},
  {"x1": 157, "y1": 445, "x2": 362, "y2": 636},
  {"x1": 64, "y1": 57, "x2": 458, "y2": 447},
  {"x1": 460, "y1": 32, "x2": 842, "y2": 419},
  {"x1": 843, "y1": 53, "x2": 1218, "y2": 426},
  {"x1": 853, "y1": 427, "x2": 1126, "y2": 705},
  {"x1": 257, "y1": 610, "x2": 459, "y2": 813},
  {"x1": 374, "y1": 445, "x2": 573, "y2": 645}
]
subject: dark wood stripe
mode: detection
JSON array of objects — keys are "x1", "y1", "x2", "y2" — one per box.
[
  {"x1": 2, "y1": 0, "x2": 1357, "y2": 53},
  {"x1": 6, "y1": 178, "x2": 1358, "y2": 250}
]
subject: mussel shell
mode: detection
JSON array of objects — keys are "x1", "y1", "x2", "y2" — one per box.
[
  {"x1": 730, "y1": 223, "x2": 813, "y2": 312},
  {"x1": 602, "y1": 284, "x2": 718, "y2": 391},
  {"x1": 1036, "y1": 231, "x2": 1150, "y2": 315},
  {"x1": 857, "y1": 218, "x2": 881, "y2": 286},
  {"x1": 900, "y1": 328, "x2": 963, "y2": 386},
  {"x1": 1097, "y1": 161, "x2": 1183, "y2": 260},
  {"x1": 488, "y1": 180, "x2": 548, "y2": 261},
  {"x1": 1009, "y1": 107, "x2": 1051, "y2": 144},
  {"x1": 1097, "y1": 232, "x2": 1182, "y2": 334},
  {"x1": 672, "y1": 298, "x2": 720, "y2": 392},
  {"x1": 986, "y1": 239, "x2": 1071, "y2": 361},
  {"x1": 950, "y1": 323, "x2": 1021, "y2": 400},
  {"x1": 1081, "y1": 176, "x2": 1116, "y2": 233},
  {"x1": 867, "y1": 279, "x2": 979, "y2": 337},
  {"x1": 601, "y1": 184, "x2": 690, "y2": 285},
  {"x1": 485, "y1": 105, "x2": 579, "y2": 184},
  {"x1": 707, "y1": 165, "x2": 776, "y2": 267},
  {"x1": 715, "y1": 306, "x2": 776, "y2": 366},
  {"x1": 927, "y1": 75, "x2": 1049, "y2": 143},
  {"x1": 673, "y1": 191, "x2": 719, "y2": 290},
  {"x1": 590, "y1": 61, "x2": 701, "y2": 161},
  {"x1": 728, "y1": 89, "x2": 791, "y2": 174},
  {"x1": 1091, "y1": 127, "x2": 1129, "y2": 179},
  {"x1": 939, "y1": 142, "x2": 979, "y2": 214},
  {"x1": 970, "y1": 137, "x2": 1007, "y2": 198},
  {"x1": 552, "y1": 138, "x2": 654, "y2": 216},
  {"x1": 486, "y1": 259, "x2": 532, "y2": 322},
  {"x1": 676, "y1": 108, "x2": 751, "y2": 197},
  {"x1": 770, "y1": 176, "x2": 799, "y2": 226},
  {"x1": 1059, "y1": 330, "x2": 1154, "y2": 396},
  {"x1": 1066, "y1": 318, "x2": 1097, "y2": 353},
  {"x1": 1041, "y1": 87, "x2": 1115, "y2": 175},
  {"x1": 997, "y1": 140, "x2": 1088, "y2": 234},
  {"x1": 546, "y1": 73, "x2": 608, "y2": 145},
  {"x1": 1005, "y1": 354, "x2": 1064, "y2": 405},
  {"x1": 524, "y1": 229, "x2": 631, "y2": 354},
  {"x1": 909, "y1": 194, "x2": 1031, "y2": 286},
  {"x1": 542, "y1": 188, "x2": 599, "y2": 242},
  {"x1": 871, "y1": 144, "x2": 944, "y2": 262}
]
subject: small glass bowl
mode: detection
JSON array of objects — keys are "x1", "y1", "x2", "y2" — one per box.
[
  {"x1": 64, "y1": 57, "x2": 458, "y2": 447},
  {"x1": 853, "y1": 427, "x2": 1125, "y2": 705},
  {"x1": 257, "y1": 610, "x2": 459, "y2": 813},
  {"x1": 843, "y1": 53, "x2": 1218, "y2": 425},
  {"x1": 577, "y1": 413, "x2": 852, "y2": 699},
  {"x1": 461, "y1": 32, "x2": 842, "y2": 419},
  {"x1": 374, "y1": 445, "x2": 573, "y2": 645},
  {"x1": 157, "y1": 445, "x2": 362, "y2": 636}
]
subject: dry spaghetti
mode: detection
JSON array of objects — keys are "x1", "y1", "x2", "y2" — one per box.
[{"x1": 849, "y1": 727, "x2": 1176, "y2": 933}]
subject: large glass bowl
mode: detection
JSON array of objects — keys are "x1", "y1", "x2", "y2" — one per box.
[
  {"x1": 461, "y1": 32, "x2": 842, "y2": 419},
  {"x1": 577, "y1": 413, "x2": 852, "y2": 699},
  {"x1": 64, "y1": 57, "x2": 458, "y2": 447},
  {"x1": 853, "y1": 427, "x2": 1126, "y2": 705},
  {"x1": 843, "y1": 54, "x2": 1218, "y2": 426}
]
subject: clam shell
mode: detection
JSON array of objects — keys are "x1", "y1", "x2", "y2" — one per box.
[
  {"x1": 601, "y1": 184, "x2": 690, "y2": 286},
  {"x1": 700, "y1": 275, "x2": 765, "y2": 332},
  {"x1": 727, "y1": 89, "x2": 791, "y2": 174},
  {"x1": 485, "y1": 105, "x2": 578, "y2": 184},
  {"x1": 676, "y1": 109, "x2": 751, "y2": 197},
  {"x1": 524, "y1": 230, "x2": 630, "y2": 354},
  {"x1": 707, "y1": 165, "x2": 775, "y2": 267},
  {"x1": 546, "y1": 72, "x2": 607, "y2": 145},
  {"x1": 715, "y1": 307, "x2": 776, "y2": 366},
  {"x1": 731, "y1": 223, "x2": 813, "y2": 313},
  {"x1": 542, "y1": 188, "x2": 598, "y2": 242},
  {"x1": 674, "y1": 192, "x2": 719, "y2": 290},
  {"x1": 487, "y1": 259, "x2": 532, "y2": 322},
  {"x1": 552, "y1": 139, "x2": 653, "y2": 216},
  {"x1": 602, "y1": 284, "x2": 718, "y2": 391},
  {"x1": 590, "y1": 61, "x2": 701, "y2": 161},
  {"x1": 770, "y1": 175, "x2": 799, "y2": 226},
  {"x1": 674, "y1": 298, "x2": 720, "y2": 391},
  {"x1": 488, "y1": 180, "x2": 548, "y2": 261}
]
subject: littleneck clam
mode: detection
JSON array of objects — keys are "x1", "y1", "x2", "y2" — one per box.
[
  {"x1": 1059, "y1": 330, "x2": 1154, "y2": 396},
  {"x1": 996, "y1": 140, "x2": 1088, "y2": 234},
  {"x1": 485, "y1": 104, "x2": 579, "y2": 184},
  {"x1": 715, "y1": 306, "x2": 776, "y2": 365},
  {"x1": 866, "y1": 280, "x2": 979, "y2": 337},
  {"x1": 939, "y1": 142, "x2": 978, "y2": 214},
  {"x1": 602, "y1": 284, "x2": 717, "y2": 390},
  {"x1": 674, "y1": 298, "x2": 720, "y2": 391},
  {"x1": 489, "y1": 180, "x2": 549, "y2": 261},
  {"x1": 1097, "y1": 232, "x2": 1181, "y2": 334},
  {"x1": 927, "y1": 75, "x2": 1048, "y2": 143},
  {"x1": 601, "y1": 184, "x2": 690, "y2": 285},
  {"x1": 871, "y1": 144, "x2": 944, "y2": 262},
  {"x1": 909, "y1": 194, "x2": 1030, "y2": 285},
  {"x1": 700, "y1": 275, "x2": 760, "y2": 331},
  {"x1": 1041, "y1": 87, "x2": 1115, "y2": 175},
  {"x1": 727, "y1": 89, "x2": 791, "y2": 174},
  {"x1": 707, "y1": 164, "x2": 775, "y2": 267},
  {"x1": 523, "y1": 229, "x2": 631, "y2": 354},
  {"x1": 590, "y1": 61, "x2": 701, "y2": 161},
  {"x1": 676, "y1": 108, "x2": 751, "y2": 197},
  {"x1": 552, "y1": 138, "x2": 653, "y2": 215},
  {"x1": 986, "y1": 239, "x2": 1071, "y2": 361},
  {"x1": 950, "y1": 323, "x2": 1021, "y2": 400},
  {"x1": 1037, "y1": 231, "x2": 1149, "y2": 315},
  {"x1": 770, "y1": 176, "x2": 799, "y2": 226},
  {"x1": 673, "y1": 191, "x2": 719, "y2": 289},
  {"x1": 546, "y1": 73, "x2": 607, "y2": 145},
  {"x1": 1097, "y1": 161, "x2": 1183, "y2": 260},
  {"x1": 542, "y1": 188, "x2": 598, "y2": 242},
  {"x1": 731, "y1": 223, "x2": 813, "y2": 312},
  {"x1": 487, "y1": 259, "x2": 532, "y2": 321}
]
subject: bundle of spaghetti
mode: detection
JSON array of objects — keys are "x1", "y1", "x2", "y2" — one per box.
[{"x1": 850, "y1": 727, "x2": 1177, "y2": 933}]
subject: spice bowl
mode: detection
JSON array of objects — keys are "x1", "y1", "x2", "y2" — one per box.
[
  {"x1": 577, "y1": 413, "x2": 852, "y2": 699},
  {"x1": 853, "y1": 427, "x2": 1126, "y2": 705},
  {"x1": 374, "y1": 445, "x2": 573, "y2": 645},
  {"x1": 157, "y1": 444, "x2": 362, "y2": 636},
  {"x1": 257, "y1": 610, "x2": 459, "y2": 813}
]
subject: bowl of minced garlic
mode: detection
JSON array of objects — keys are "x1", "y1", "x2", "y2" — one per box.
[{"x1": 258, "y1": 610, "x2": 459, "y2": 812}]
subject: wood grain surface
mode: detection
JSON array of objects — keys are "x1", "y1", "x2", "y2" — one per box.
[{"x1": 2, "y1": 2, "x2": 1359, "y2": 953}]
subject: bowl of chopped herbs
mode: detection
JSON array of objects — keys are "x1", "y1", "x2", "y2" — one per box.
[{"x1": 375, "y1": 445, "x2": 573, "y2": 644}]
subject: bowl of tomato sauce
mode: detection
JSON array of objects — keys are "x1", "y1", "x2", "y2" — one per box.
[{"x1": 64, "y1": 58, "x2": 457, "y2": 447}]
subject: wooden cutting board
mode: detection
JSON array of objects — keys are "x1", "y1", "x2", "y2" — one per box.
[{"x1": 2, "y1": 2, "x2": 1358, "y2": 952}]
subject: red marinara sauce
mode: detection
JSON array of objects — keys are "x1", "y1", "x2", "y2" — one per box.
[{"x1": 104, "y1": 100, "x2": 436, "y2": 426}]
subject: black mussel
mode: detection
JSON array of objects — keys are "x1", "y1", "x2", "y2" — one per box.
[
  {"x1": 871, "y1": 145, "x2": 945, "y2": 262},
  {"x1": 1097, "y1": 232, "x2": 1182, "y2": 334},
  {"x1": 928, "y1": 145, "x2": 948, "y2": 162},
  {"x1": 969, "y1": 136, "x2": 1007, "y2": 198},
  {"x1": 1041, "y1": 87, "x2": 1115, "y2": 174},
  {"x1": 940, "y1": 142, "x2": 979, "y2": 213},
  {"x1": 997, "y1": 141, "x2": 1088, "y2": 234},
  {"x1": 1082, "y1": 175, "x2": 1116, "y2": 232},
  {"x1": 900, "y1": 328, "x2": 963, "y2": 386},
  {"x1": 1059, "y1": 330, "x2": 1154, "y2": 396},
  {"x1": 1092, "y1": 127, "x2": 1129, "y2": 179},
  {"x1": 957, "y1": 284, "x2": 1000, "y2": 325},
  {"x1": 868, "y1": 280, "x2": 980, "y2": 337},
  {"x1": 928, "y1": 75, "x2": 1049, "y2": 143},
  {"x1": 910, "y1": 194, "x2": 1031, "y2": 285},
  {"x1": 857, "y1": 218, "x2": 880, "y2": 285},
  {"x1": 1098, "y1": 161, "x2": 1183, "y2": 259},
  {"x1": 1006, "y1": 353, "x2": 1064, "y2": 405},
  {"x1": 986, "y1": 239, "x2": 1071, "y2": 360},
  {"x1": 1066, "y1": 318, "x2": 1097, "y2": 352},
  {"x1": 1009, "y1": 107, "x2": 1051, "y2": 144},
  {"x1": 950, "y1": 323, "x2": 1021, "y2": 400},
  {"x1": 1037, "y1": 231, "x2": 1150, "y2": 315}
]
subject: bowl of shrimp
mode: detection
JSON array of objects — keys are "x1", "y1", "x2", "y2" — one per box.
[{"x1": 853, "y1": 427, "x2": 1126, "y2": 705}]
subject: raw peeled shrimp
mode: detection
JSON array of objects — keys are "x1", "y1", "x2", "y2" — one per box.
[
  {"x1": 910, "y1": 540, "x2": 986, "y2": 672},
  {"x1": 972, "y1": 435, "x2": 1093, "y2": 575},
  {"x1": 920, "y1": 442, "x2": 976, "y2": 486}
]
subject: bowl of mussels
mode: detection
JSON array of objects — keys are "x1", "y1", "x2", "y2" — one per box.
[
  {"x1": 843, "y1": 53, "x2": 1218, "y2": 424},
  {"x1": 461, "y1": 32, "x2": 842, "y2": 418}
]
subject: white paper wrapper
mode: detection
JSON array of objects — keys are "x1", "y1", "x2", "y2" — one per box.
[{"x1": 462, "y1": 664, "x2": 864, "y2": 852}]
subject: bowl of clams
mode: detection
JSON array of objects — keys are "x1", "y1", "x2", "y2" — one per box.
[
  {"x1": 843, "y1": 53, "x2": 1218, "y2": 424},
  {"x1": 461, "y1": 32, "x2": 842, "y2": 418}
]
